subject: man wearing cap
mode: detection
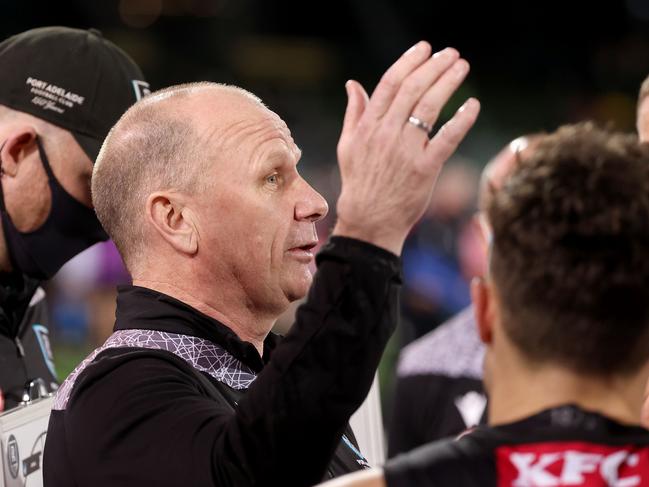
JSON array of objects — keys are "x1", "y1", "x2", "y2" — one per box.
[{"x1": 0, "y1": 26, "x2": 148, "y2": 410}]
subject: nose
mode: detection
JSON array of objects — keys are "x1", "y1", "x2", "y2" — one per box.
[{"x1": 295, "y1": 178, "x2": 328, "y2": 223}]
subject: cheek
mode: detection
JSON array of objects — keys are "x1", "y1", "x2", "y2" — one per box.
[
  {"x1": 5, "y1": 166, "x2": 51, "y2": 232},
  {"x1": 226, "y1": 213, "x2": 280, "y2": 273},
  {"x1": 264, "y1": 214, "x2": 296, "y2": 261},
  {"x1": 212, "y1": 189, "x2": 296, "y2": 266}
]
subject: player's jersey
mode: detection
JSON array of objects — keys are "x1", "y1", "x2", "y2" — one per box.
[{"x1": 385, "y1": 404, "x2": 649, "y2": 486}]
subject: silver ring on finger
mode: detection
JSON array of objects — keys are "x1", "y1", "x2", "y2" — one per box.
[{"x1": 407, "y1": 115, "x2": 433, "y2": 134}]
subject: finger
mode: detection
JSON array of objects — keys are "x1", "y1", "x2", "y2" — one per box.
[
  {"x1": 363, "y1": 41, "x2": 432, "y2": 122},
  {"x1": 423, "y1": 98, "x2": 480, "y2": 171},
  {"x1": 383, "y1": 48, "x2": 460, "y2": 131},
  {"x1": 406, "y1": 58, "x2": 470, "y2": 136},
  {"x1": 340, "y1": 80, "x2": 370, "y2": 141}
]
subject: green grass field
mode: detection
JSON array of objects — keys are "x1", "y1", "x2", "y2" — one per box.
[{"x1": 53, "y1": 344, "x2": 92, "y2": 381}]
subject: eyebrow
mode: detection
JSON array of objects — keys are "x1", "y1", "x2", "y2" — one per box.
[{"x1": 260, "y1": 145, "x2": 302, "y2": 171}]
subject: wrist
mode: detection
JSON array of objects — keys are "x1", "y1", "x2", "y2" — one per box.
[{"x1": 332, "y1": 220, "x2": 405, "y2": 256}]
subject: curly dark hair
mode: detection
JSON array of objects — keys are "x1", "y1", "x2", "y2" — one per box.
[{"x1": 487, "y1": 122, "x2": 649, "y2": 375}]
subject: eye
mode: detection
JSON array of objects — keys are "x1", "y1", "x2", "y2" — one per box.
[{"x1": 266, "y1": 174, "x2": 279, "y2": 185}]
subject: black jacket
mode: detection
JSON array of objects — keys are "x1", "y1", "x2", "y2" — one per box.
[
  {"x1": 0, "y1": 272, "x2": 58, "y2": 409},
  {"x1": 44, "y1": 237, "x2": 402, "y2": 487},
  {"x1": 385, "y1": 404, "x2": 649, "y2": 486},
  {"x1": 389, "y1": 307, "x2": 487, "y2": 456}
]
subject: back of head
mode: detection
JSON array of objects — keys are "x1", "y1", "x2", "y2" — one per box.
[
  {"x1": 0, "y1": 26, "x2": 149, "y2": 161},
  {"x1": 487, "y1": 122, "x2": 649, "y2": 375}
]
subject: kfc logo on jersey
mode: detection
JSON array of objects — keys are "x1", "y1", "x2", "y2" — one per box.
[{"x1": 497, "y1": 443, "x2": 649, "y2": 486}]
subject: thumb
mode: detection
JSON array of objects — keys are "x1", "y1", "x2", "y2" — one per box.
[{"x1": 340, "y1": 80, "x2": 369, "y2": 139}]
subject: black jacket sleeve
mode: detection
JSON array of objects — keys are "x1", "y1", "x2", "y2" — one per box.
[
  {"x1": 53, "y1": 237, "x2": 401, "y2": 487},
  {"x1": 231, "y1": 236, "x2": 401, "y2": 486}
]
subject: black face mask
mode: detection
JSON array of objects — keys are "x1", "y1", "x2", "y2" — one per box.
[{"x1": 0, "y1": 136, "x2": 108, "y2": 280}]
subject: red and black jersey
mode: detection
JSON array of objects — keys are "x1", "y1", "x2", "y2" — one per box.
[{"x1": 385, "y1": 405, "x2": 649, "y2": 486}]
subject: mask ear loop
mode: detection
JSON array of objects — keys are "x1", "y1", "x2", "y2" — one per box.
[{"x1": 34, "y1": 136, "x2": 56, "y2": 183}]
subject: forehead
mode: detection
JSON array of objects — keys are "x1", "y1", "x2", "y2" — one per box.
[{"x1": 193, "y1": 91, "x2": 300, "y2": 162}]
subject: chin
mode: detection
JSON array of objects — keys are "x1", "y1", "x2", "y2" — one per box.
[{"x1": 284, "y1": 272, "x2": 314, "y2": 303}]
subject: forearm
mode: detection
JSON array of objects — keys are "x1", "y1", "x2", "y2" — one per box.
[{"x1": 317, "y1": 468, "x2": 386, "y2": 487}]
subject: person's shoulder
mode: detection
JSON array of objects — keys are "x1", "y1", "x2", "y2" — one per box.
[
  {"x1": 384, "y1": 433, "x2": 493, "y2": 486},
  {"x1": 46, "y1": 349, "x2": 228, "y2": 487},
  {"x1": 84, "y1": 347, "x2": 206, "y2": 387},
  {"x1": 397, "y1": 306, "x2": 484, "y2": 379},
  {"x1": 57, "y1": 347, "x2": 210, "y2": 413}
]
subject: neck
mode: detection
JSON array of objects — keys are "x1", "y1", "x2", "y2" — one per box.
[
  {"x1": 131, "y1": 277, "x2": 274, "y2": 356},
  {"x1": 488, "y1": 359, "x2": 649, "y2": 427}
]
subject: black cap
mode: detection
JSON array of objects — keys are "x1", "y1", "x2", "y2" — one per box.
[{"x1": 0, "y1": 26, "x2": 150, "y2": 162}]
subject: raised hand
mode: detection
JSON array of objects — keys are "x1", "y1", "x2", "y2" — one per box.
[{"x1": 334, "y1": 41, "x2": 480, "y2": 255}]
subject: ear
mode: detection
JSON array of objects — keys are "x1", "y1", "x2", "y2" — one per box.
[
  {"x1": 146, "y1": 192, "x2": 198, "y2": 256},
  {"x1": 469, "y1": 213, "x2": 489, "y2": 275},
  {"x1": 471, "y1": 276, "x2": 493, "y2": 344},
  {"x1": 0, "y1": 126, "x2": 38, "y2": 177}
]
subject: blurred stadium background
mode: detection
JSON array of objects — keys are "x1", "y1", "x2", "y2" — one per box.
[{"x1": 4, "y1": 0, "x2": 649, "y2": 420}]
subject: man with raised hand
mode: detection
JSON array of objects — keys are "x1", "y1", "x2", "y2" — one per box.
[{"x1": 44, "y1": 42, "x2": 479, "y2": 486}]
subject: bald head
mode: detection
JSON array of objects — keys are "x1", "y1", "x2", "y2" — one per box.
[
  {"x1": 92, "y1": 82, "x2": 268, "y2": 271},
  {"x1": 478, "y1": 134, "x2": 544, "y2": 211}
]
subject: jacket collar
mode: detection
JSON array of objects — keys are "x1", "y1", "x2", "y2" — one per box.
[{"x1": 114, "y1": 285, "x2": 279, "y2": 372}]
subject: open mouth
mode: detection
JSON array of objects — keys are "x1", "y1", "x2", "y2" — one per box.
[
  {"x1": 287, "y1": 242, "x2": 318, "y2": 261},
  {"x1": 296, "y1": 242, "x2": 317, "y2": 252}
]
